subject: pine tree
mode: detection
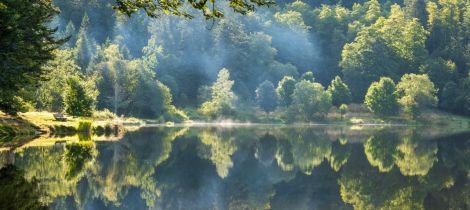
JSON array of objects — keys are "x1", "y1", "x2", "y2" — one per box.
[{"x1": 75, "y1": 13, "x2": 92, "y2": 71}]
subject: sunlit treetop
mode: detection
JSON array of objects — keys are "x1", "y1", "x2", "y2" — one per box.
[{"x1": 113, "y1": 0, "x2": 276, "y2": 19}]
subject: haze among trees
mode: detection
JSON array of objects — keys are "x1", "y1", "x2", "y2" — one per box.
[{"x1": 2, "y1": 0, "x2": 470, "y2": 122}]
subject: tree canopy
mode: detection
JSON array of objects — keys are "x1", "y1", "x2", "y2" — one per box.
[{"x1": 0, "y1": 0, "x2": 63, "y2": 114}]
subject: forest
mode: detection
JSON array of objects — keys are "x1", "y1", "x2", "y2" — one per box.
[{"x1": 2, "y1": 0, "x2": 470, "y2": 123}]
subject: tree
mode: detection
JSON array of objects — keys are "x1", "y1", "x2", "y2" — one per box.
[
  {"x1": 74, "y1": 13, "x2": 92, "y2": 71},
  {"x1": 328, "y1": 76, "x2": 352, "y2": 106},
  {"x1": 199, "y1": 68, "x2": 237, "y2": 118},
  {"x1": 276, "y1": 76, "x2": 296, "y2": 107},
  {"x1": 300, "y1": 71, "x2": 315, "y2": 82},
  {"x1": 440, "y1": 81, "x2": 460, "y2": 112},
  {"x1": 289, "y1": 80, "x2": 332, "y2": 121},
  {"x1": 113, "y1": 0, "x2": 275, "y2": 19},
  {"x1": 404, "y1": 0, "x2": 427, "y2": 23},
  {"x1": 364, "y1": 77, "x2": 399, "y2": 117},
  {"x1": 0, "y1": 0, "x2": 63, "y2": 115},
  {"x1": 339, "y1": 104, "x2": 348, "y2": 120},
  {"x1": 396, "y1": 74, "x2": 438, "y2": 118},
  {"x1": 341, "y1": 5, "x2": 428, "y2": 101},
  {"x1": 64, "y1": 77, "x2": 96, "y2": 117},
  {"x1": 419, "y1": 58, "x2": 456, "y2": 90},
  {"x1": 256, "y1": 81, "x2": 278, "y2": 113},
  {"x1": 35, "y1": 49, "x2": 81, "y2": 112}
]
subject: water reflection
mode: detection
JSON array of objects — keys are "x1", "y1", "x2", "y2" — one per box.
[{"x1": 0, "y1": 126, "x2": 469, "y2": 209}]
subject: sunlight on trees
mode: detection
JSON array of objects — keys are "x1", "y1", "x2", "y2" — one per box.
[
  {"x1": 199, "y1": 68, "x2": 237, "y2": 118},
  {"x1": 288, "y1": 80, "x2": 332, "y2": 121},
  {"x1": 364, "y1": 77, "x2": 399, "y2": 117}
]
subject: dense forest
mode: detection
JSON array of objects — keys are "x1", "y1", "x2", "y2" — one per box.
[{"x1": 2, "y1": 0, "x2": 470, "y2": 122}]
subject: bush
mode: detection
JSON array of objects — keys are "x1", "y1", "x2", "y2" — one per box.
[{"x1": 93, "y1": 109, "x2": 117, "y2": 120}]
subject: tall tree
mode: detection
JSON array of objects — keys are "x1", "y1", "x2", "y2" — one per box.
[
  {"x1": 256, "y1": 81, "x2": 278, "y2": 113},
  {"x1": 75, "y1": 13, "x2": 92, "y2": 71},
  {"x1": 199, "y1": 68, "x2": 237, "y2": 118},
  {"x1": 0, "y1": 0, "x2": 63, "y2": 115}
]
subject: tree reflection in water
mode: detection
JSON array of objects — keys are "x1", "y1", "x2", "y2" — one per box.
[{"x1": 1, "y1": 126, "x2": 469, "y2": 209}]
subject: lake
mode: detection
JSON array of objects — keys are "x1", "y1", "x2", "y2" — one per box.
[{"x1": 0, "y1": 125, "x2": 469, "y2": 209}]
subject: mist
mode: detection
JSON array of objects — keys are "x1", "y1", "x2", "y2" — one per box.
[{"x1": 52, "y1": 1, "x2": 321, "y2": 107}]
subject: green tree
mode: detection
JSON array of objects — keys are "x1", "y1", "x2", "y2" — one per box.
[
  {"x1": 74, "y1": 13, "x2": 92, "y2": 71},
  {"x1": 339, "y1": 104, "x2": 348, "y2": 120},
  {"x1": 35, "y1": 49, "x2": 81, "y2": 112},
  {"x1": 328, "y1": 76, "x2": 352, "y2": 106},
  {"x1": 419, "y1": 58, "x2": 456, "y2": 90},
  {"x1": 256, "y1": 81, "x2": 278, "y2": 113},
  {"x1": 440, "y1": 81, "x2": 460, "y2": 112},
  {"x1": 64, "y1": 76, "x2": 96, "y2": 117},
  {"x1": 276, "y1": 76, "x2": 296, "y2": 107},
  {"x1": 199, "y1": 68, "x2": 237, "y2": 118},
  {"x1": 396, "y1": 74, "x2": 438, "y2": 118},
  {"x1": 289, "y1": 80, "x2": 332, "y2": 121},
  {"x1": 341, "y1": 5, "x2": 428, "y2": 101},
  {"x1": 364, "y1": 77, "x2": 399, "y2": 117},
  {"x1": 0, "y1": 0, "x2": 63, "y2": 115},
  {"x1": 404, "y1": 0, "x2": 427, "y2": 23}
]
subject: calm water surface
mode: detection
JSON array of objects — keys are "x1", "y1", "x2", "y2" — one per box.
[{"x1": 1, "y1": 125, "x2": 469, "y2": 210}]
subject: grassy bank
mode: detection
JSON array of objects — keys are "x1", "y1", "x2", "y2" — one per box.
[
  {"x1": 0, "y1": 111, "x2": 141, "y2": 146},
  {"x1": 182, "y1": 105, "x2": 470, "y2": 128},
  {"x1": 17, "y1": 111, "x2": 133, "y2": 135}
]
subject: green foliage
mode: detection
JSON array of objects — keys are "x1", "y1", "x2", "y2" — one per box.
[
  {"x1": 199, "y1": 68, "x2": 237, "y2": 118},
  {"x1": 419, "y1": 58, "x2": 456, "y2": 89},
  {"x1": 36, "y1": 49, "x2": 81, "y2": 112},
  {"x1": 113, "y1": 0, "x2": 275, "y2": 19},
  {"x1": 0, "y1": 0, "x2": 63, "y2": 115},
  {"x1": 364, "y1": 77, "x2": 399, "y2": 117},
  {"x1": 328, "y1": 76, "x2": 352, "y2": 106},
  {"x1": 440, "y1": 81, "x2": 460, "y2": 112},
  {"x1": 396, "y1": 74, "x2": 438, "y2": 118},
  {"x1": 256, "y1": 81, "x2": 278, "y2": 113},
  {"x1": 75, "y1": 13, "x2": 92, "y2": 70},
  {"x1": 341, "y1": 5, "x2": 428, "y2": 101},
  {"x1": 339, "y1": 104, "x2": 348, "y2": 120},
  {"x1": 276, "y1": 76, "x2": 296, "y2": 107},
  {"x1": 288, "y1": 80, "x2": 332, "y2": 121},
  {"x1": 64, "y1": 76, "x2": 96, "y2": 117}
]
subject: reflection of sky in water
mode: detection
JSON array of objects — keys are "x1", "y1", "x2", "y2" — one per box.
[{"x1": 1, "y1": 126, "x2": 470, "y2": 210}]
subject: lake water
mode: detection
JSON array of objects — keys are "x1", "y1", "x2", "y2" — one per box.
[{"x1": 0, "y1": 125, "x2": 469, "y2": 210}]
